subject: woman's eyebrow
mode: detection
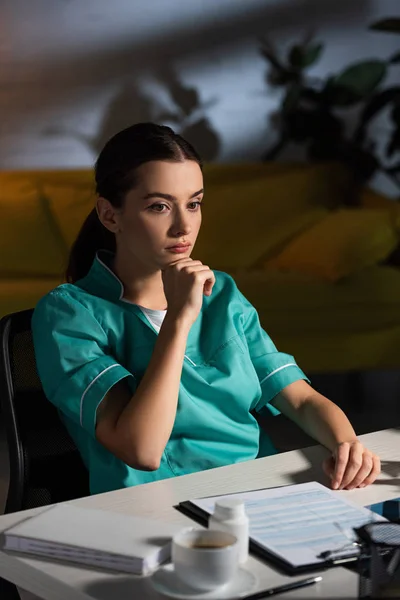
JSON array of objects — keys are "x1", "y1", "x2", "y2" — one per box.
[{"x1": 143, "y1": 188, "x2": 204, "y2": 201}]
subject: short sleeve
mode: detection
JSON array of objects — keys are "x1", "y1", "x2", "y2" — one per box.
[
  {"x1": 237, "y1": 288, "x2": 309, "y2": 415},
  {"x1": 32, "y1": 291, "x2": 135, "y2": 438}
]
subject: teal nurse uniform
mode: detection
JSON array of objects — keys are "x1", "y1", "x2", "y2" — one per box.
[{"x1": 32, "y1": 251, "x2": 308, "y2": 495}]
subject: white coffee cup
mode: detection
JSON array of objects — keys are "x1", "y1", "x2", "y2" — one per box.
[{"x1": 171, "y1": 527, "x2": 239, "y2": 591}]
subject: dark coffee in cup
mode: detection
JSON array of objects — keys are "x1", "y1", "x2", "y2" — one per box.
[
  {"x1": 189, "y1": 541, "x2": 231, "y2": 549},
  {"x1": 172, "y1": 528, "x2": 239, "y2": 591}
]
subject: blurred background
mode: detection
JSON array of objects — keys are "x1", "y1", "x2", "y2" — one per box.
[
  {"x1": 1, "y1": 0, "x2": 400, "y2": 512},
  {"x1": 0, "y1": 0, "x2": 398, "y2": 194}
]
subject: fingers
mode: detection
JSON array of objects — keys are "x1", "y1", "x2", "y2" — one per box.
[
  {"x1": 359, "y1": 455, "x2": 381, "y2": 488},
  {"x1": 344, "y1": 451, "x2": 374, "y2": 490},
  {"x1": 162, "y1": 258, "x2": 201, "y2": 271},
  {"x1": 184, "y1": 265, "x2": 212, "y2": 274},
  {"x1": 203, "y1": 271, "x2": 216, "y2": 296},
  {"x1": 163, "y1": 257, "x2": 215, "y2": 307},
  {"x1": 164, "y1": 259, "x2": 214, "y2": 278},
  {"x1": 322, "y1": 456, "x2": 335, "y2": 479},
  {"x1": 330, "y1": 442, "x2": 381, "y2": 491},
  {"x1": 161, "y1": 258, "x2": 194, "y2": 271},
  {"x1": 173, "y1": 261, "x2": 215, "y2": 287},
  {"x1": 336, "y1": 442, "x2": 364, "y2": 490},
  {"x1": 167, "y1": 258, "x2": 203, "y2": 269},
  {"x1": 194, "y1": 268, "x2": 215, "y2": 296},
  {"x1": 346, "y1": 453, "x2": 381, "y2": 489},
  {"x1": 332, "y1": 443, "x2": 350, "y2": 490},
  {"x1": 177, "y1": 261, "x2": 205, "y2": 270}
]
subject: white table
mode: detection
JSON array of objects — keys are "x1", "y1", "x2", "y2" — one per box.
[{"x1": 0, "y1": 428, "x2": 399, "y2": 599}]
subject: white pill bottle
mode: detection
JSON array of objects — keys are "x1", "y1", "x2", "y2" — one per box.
[{"x1": 208, "y1": 498, "x2": 249, "y2": 564}]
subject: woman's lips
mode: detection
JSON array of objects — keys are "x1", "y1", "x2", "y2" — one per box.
[{"x1": 166, "y1": 245, "x2": 191, "y2": 254}]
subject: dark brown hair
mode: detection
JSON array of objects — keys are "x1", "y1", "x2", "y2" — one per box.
[{"x1": 66, "y1": 123, "x2": 202, "y2": 283}]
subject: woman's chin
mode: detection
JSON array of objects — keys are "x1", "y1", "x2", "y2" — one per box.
[{"x1": 162, "y1": 252, "x2": 191, "y2": 263}]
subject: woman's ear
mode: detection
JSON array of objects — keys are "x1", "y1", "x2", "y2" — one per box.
[{"x1": 96, "y1": 197, "x2": 120, "y2": 233}]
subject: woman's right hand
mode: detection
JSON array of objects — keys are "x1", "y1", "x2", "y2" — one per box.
[{"x1": 162, "y1": 258, "x2": 215, "y2": 327}]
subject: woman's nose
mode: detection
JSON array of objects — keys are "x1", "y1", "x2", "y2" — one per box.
[{"x1": 170, "y1": 211, "x2": 191, "y2": 236}]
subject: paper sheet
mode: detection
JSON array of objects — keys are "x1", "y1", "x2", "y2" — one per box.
[{"x1": 191, "y1": 482, "x2": 384, "y2": 568}]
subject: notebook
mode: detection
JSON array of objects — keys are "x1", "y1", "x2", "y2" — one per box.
[
  {"x1": 177, "y1": 481, "x2": 385, "y2": 574},
  {"x1": 1, "y1": 504, "x2": 181, "y2": 575}
]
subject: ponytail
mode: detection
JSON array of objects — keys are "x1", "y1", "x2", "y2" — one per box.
[
  {"x1": 65, "y1": 209, "x2": 115, "y2": 283},
  {"x1": 66, "y1": 123, "x2": 202, "y2": 284}
]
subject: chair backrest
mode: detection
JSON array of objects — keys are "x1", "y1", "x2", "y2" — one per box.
[{"x1": 0, "y1": 309, "x2": 89, "y2": 513}]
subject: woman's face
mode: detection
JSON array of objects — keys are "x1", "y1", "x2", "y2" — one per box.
[{"x1": 98, "y1": 160, "x2": 204, "y2": 270}]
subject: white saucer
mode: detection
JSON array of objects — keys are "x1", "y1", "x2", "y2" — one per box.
[{"x1": 149, "y1": 563, "x2": 258, "y2": 599}]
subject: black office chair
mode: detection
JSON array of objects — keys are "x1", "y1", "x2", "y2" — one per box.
[{"x1": 0, "y1": 308, "x2": 90, "y2": 600}]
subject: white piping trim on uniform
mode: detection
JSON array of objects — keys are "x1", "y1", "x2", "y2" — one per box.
[
  {"x1": 95, "y1": 254, "x2": 196, "y2": 365},
  {"x1": 259, "y1": 363, "x2": 297, "y2": 387},
  {"x1": 184, "y1": 354, "x2": 197, "y2": 367},
  {"x1": 80, "y1": 364, "x2": 120, "y2": 426},
  {"x1": 96, "y1": 253, "x2": 154, "y2": 306},
  {"x1": 96, "y1": 253, "x2": 124, "y2": 300}
]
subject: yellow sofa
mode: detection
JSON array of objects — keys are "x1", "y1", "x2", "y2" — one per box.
[{"x1": 1, "y1": 162, "x2": 400, "y2": 374}]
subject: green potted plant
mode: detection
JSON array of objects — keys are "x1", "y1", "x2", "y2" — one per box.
[{"x1": 260, "y1": 18, "x2": 400, "y2": 199}]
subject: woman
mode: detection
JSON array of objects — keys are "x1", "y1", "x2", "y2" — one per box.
[{"x1": 32, "y1": 123, "x2": 380, "y2": 495}]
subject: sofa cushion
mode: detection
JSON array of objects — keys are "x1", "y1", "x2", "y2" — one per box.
[
  {"x1": 359, "y1": 186, "x2": 400, "y2": 230},
  {"x1": 233, "y1": 266, "x2": 400, "y2": 372},
  {"x1": 195, "y1": 163, "x2": 352, "y2": 270},
  {"x1": 0, "y1": 180, "x2": 67, "y2": 277},
  {"x1": 0, "y1": 278, "x2": 62, "y2": 317},
  {"x1": 265, "y1": 208, "x2": 399, "y2": 282}
]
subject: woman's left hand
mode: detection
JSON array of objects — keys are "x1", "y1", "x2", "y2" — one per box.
[{"x1": 323, "y1": 440, "x2": 381, "y2": 490}]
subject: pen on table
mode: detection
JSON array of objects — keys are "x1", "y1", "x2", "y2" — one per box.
[{"x1": 241, "y1": 576, "x2": 323, "y2": 599}]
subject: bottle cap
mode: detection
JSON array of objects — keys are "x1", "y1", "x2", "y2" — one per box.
[{"x1": 214, "y1": 498, "x2": 246, "y2": 519}]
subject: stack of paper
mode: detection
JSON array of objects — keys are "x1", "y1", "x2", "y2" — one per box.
[
  {"x1": 2, "y1": 504, "x2": 181, "y2": 575},
  {"x1": 180, "y1": 481, "x2": 385, "y2": 573}
]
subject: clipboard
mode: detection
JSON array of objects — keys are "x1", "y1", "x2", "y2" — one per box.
[{"x1": 175, "y1": 482, "x2": 383, "y2": 575}]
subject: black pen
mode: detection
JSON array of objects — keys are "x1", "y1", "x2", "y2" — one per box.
[{"x1": 241, "y1": 575, "x2": 323, "y2": 599}]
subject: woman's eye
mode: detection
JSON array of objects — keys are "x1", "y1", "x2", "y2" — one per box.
[
  {"x1": 188, "y1": 201, "x2": 202, "y2": 210},
  {"x1": 150, "y1": 203, "x2": 168, "y2": 213},
  {"x1": 149, "y1": 201, "x2": 202, "y2": 213}
]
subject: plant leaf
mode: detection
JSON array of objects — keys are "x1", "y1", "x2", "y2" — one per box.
[
  {"x1": 259, "y1": 39, "x2": 285, "y2": 72},
  {"x1": 370, "y1": 19, "x2": 400, "y2": 34},
  {"x1": 285, "y1": 109, "x2": 315, "y2": 141},
  {"x1": 282, "y1": 86, "x2": 301, "y2": 112},
  {"x1": 288, "y1": 45, "x2": 305, "y2": 69},
  {"x1": 386, "y1": 162, "x2": 400, "y2": 175},
  {"x1": 300, "y1": 87, "x2": 321, "y2": 104},
  {"x1": 267, "y1": 67, "x2": 297, "y2": 86},
  {"x1": 323, "y1": 80, "x2": 361, "y2": 107},
  {"x1": 260, "y1": 47, "x2": 281, "y2": 70},
  {"x1": 304, "y1": 43, "x2": 323, "y2": 67},
  {"x1": 288, "y1": 43, "x2": 323, "y2": 69},
  {"x1": 334, "y1": 60, "x2": 387, "y2": 98},
  {"x1": 392, "y1": 104, "x2": 400, "y2": 128},
  {"x1": 262, "y1": 134, "x2": 289, "y2": 161},
  {"x1": 357, "y1": 87, "x2": 400, "y2": 131},
  {"x1": 387, "y1": 129, "x2": 400, "y2": 157}
]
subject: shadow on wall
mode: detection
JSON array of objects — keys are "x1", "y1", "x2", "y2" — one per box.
[
  {"x1": 33, "y1": 0, "x2": 372, "y2": 88},
  {"x1": 42, "y1": 68, "x2": 220, "y2": 160},
  {"x1": 27, "y1": 0, "x2": 373, "y2": 162},
  {"x1": 43, "y1": 80, "x2": 153, "y2": 154},
  {"x1": 153, "y1": 66, "x2": 220, "y2": 161}
]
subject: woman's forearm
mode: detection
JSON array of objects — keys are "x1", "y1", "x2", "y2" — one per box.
[
  {"x1": 271, "y1": 381, "x2": 380, "y2": 490},
  {"x1": 116, "y1": 314, "x2": 191, "y2": 469},
  {"x1": 285, "y1": 392, "x2": 357, "y2": 452}
]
